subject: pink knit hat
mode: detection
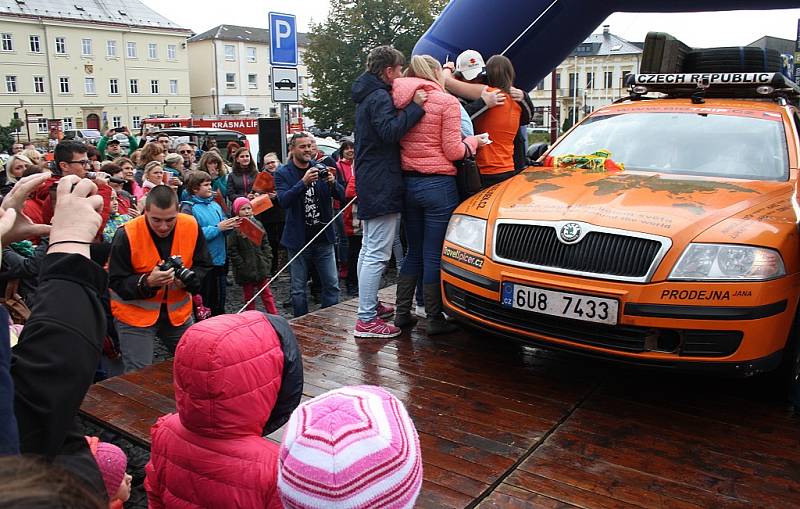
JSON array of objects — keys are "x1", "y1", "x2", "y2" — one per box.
[
  {"x1": 95, "y1": 442, "x2": 128, "y2": 499},
  {"x1": 233, "y1": 196, "x2": 251, "y2": 216},
  {"x1": 278, "y1": 385, "x2": 422, "y2": 509}
]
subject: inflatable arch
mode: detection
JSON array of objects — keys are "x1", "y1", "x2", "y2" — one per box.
[{"x1": 413, "y1": 0, "x2": 799, "y2": 90}]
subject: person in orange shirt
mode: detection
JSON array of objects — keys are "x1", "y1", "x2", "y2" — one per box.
[{"x1": 472, "y1": 55, "x2": 523, "y2": 188}]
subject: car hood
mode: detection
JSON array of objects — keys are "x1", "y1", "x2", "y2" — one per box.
[{"x1": 467, "y1": 168, "x2": 792, "y2": 246}]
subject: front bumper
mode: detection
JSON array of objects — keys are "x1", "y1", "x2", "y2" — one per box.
[{"x1": 441, "y1": 258, "x2": 797, "y2": 374}]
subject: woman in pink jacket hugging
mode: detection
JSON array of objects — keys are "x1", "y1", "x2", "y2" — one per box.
[{"x1": 391, "y1": 55, "x2": 485, "y2": 336}]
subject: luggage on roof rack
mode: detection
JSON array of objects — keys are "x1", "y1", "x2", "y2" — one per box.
[
  {"x1": 683, "y1": 47, "x2": 784, "y2": 73},
  {"x1": 640, "y1": 32, "x2": 692, "y2": 74},
  {"x1": 625, "y1": 72, "x2": 800, "y2": 102}
]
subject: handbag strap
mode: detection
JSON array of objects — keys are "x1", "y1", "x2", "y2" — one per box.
[
  {"x1": 5, "y1": 279, "x2": 19, "y2": 300},
  {"x1": 462, "y1": 141, "x2": 474, "y2": 158}
]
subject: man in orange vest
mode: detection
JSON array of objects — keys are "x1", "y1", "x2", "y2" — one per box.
[{"x1": 108, "y1": 185, "x2": 213, "y2": 372}]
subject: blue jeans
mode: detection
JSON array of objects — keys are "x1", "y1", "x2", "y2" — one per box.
[
  {"x1": 401, "y1": 175, "x2": 459, "y2": 284},
  {"x1": 287, "y1": 241, "x2": 339, "y2": 317},
  {"x1": 357, "y1": 212, "x2": 400, "y2": 321}
]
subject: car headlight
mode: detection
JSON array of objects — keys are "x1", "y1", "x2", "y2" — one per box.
[
  {"x1": 669, "y1": 243, "x2": 785, "y2": 280},
  {"x1": 445, "y1": 215, "x2": 486, "y2": 254}
]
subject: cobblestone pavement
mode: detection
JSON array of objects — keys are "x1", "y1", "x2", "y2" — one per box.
[{"x1": 82, "y1": 260, "x2": 400, "y2": 508}]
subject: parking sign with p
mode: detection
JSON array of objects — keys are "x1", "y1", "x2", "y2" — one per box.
[{"x1": 269, "y1": 12, "x2": 298, "y2": 67}]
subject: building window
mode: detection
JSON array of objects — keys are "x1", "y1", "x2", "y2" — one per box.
[
  {"x1": 604, "y1": 71, "x2": 613, "y2": 89},
  {"x1": 126, "y1": 41, "x2": 136, "y2": 58},
  {"x1": 246, "y1": 46, "x2": 256, "y2": 63},
  {"x1": 55, "y1": 37, "x2": 66, "y2": 55},
  {"x1": 81, "y1": 38, "x2": 92, "y2": 56},
  {"x1": 555, "y1": 72, "x2": 561, "y2": 89},
  {"x1": 109, "y1": 78, "x2": 119, "y2": 95},
  {"x1": 225, "y1": 73, "x2": 236, "y2": 88},
  {"x1": 586, "y1": 72, "x2": 594, "y2": 89},
  {"x1": 29, "y1": 35, "x2": 40, "y2": 53},
  {"x1": 33, "y1": 76, "x2": 45, "y2": 93},
  {"x1": 131, "y1": 116, "x2": 141, "y2": 129},
  {"x1": 1, "y1": 34, "x2": 12, "y2": 52},
  {"x1": 5, "y1": 76, "x2": 17, "y2": 93},
  {"x1": 536, "y1": 80, "x2": 545, "y2": 91},
  {"x1": 167, "y1": 44, "x2": 176, "y2": 60},
  {"x1": 248, "y1": 74, "x2": 257, "y2": 89},
  {"x1": 169, "y1": 79, "x2": 178, "y2": 94},
  {"x1": 568, "y1": 73, "x2": 577, "y2": 94},
  {"x1": 107, "y1": 40, "x2": 117, "y2": 57},
  {"x1": 59, "y1": 76, "x2": 70, "y2": 93},
  {"x1": 621, "y1": 70, "x2": 632, "y2": 87},
  {"x1": 63, "y1": 117, "x2": 74, "y2": 130},
  {"x1": 84, "y1": 77, "x2": 96, "y2": 94},
  {"x1": 150, "y1": 79, "x2": 159, "y2": 94},
  {"x1": 129, "y1": 78, "x2": 138, "y2": 94},
  {"x1": 112, "y1": 116, "x2": 122, "y2": 128},
  {"x1": 224, "y1": 44, "x2": 235, "y2": 61},
  {"x1": 36, "y1": 119, "x2": 48, "y2": 133},
  {"x1": 148, "y1": 43, "x2": 157, "y2": 59}
]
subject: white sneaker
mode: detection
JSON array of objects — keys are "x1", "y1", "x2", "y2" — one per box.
[{"x1": 415, "y1": 305, "x2": 426, "y2": 318}]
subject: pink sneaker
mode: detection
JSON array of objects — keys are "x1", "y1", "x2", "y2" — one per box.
[
  {"x1": 376, "y1": 301, "x2": 395, "y2": 318},
  {"x1": 354, "y1": 317, "x2": 401, "y2": 338}
]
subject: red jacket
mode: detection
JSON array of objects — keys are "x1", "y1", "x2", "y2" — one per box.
[
  {"x1": 145, "y1": 312, "x2": 292, "y2": 509},
  {"x1": 22, "y1": 177, "x2": 112, "y2": 242}
]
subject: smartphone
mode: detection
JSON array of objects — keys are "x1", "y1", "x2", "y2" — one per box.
[{"x1": 114, "y1": 126, "x2": 126, "y2": 133}]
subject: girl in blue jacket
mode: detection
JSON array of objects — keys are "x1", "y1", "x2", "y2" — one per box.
[{"x1": 181, "y1": 171, "x2": 241, "y2": 315}]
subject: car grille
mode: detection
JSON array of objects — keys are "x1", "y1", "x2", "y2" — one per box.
[
  {"x1": 445, "y1": 284, "x2": 742, "y2": 357},
  {"x1": 494, "y1": 223, "x2": 663, "y2": 279}
]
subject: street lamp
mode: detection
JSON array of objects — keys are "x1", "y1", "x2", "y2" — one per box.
[
  {"x1": 163, "y1": 99, "x2": 169, "y2": 116},
  {"x1": 12, "y1": 99, "x2": 23, "y2": 143},
  {"x1": 210, "y1": 87, "x2": 217, "y2": 115}
]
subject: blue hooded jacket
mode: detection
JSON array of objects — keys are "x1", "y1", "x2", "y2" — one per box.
[
  {"x1": 181, "y1": 195, "x2": 228, "y2": 266},
  {"x1": 351, "y1": 72, "x2": 424, "y2": 220}
]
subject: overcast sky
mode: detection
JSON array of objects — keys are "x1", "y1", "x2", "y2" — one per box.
[{"x1": 141, "y1": 1, "x2": 800, "y2": 48}]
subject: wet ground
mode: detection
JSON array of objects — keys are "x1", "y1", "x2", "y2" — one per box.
[{"x1": 81, "y1": 259, "x2": 400, "y2": 508}]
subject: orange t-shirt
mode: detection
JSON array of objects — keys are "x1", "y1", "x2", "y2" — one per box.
[{"x1": 473, "y1": 87, "x2": 521, "y2": 175}]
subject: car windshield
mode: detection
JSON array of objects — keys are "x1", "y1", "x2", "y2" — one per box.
[{"x1": 549, "y1": 111, "x2": 789, "y2": 181}]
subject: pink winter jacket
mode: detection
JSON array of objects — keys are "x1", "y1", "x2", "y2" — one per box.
[
  {"x1": 144, "y1": 312, "x2": 285, "y2": 509},
  {"x1": 391, "y1": 77, "x2": 479, "y2": 176}
]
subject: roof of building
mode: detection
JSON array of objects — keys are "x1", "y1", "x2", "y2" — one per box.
[
  {"x1": 189, "y1": 24, "x2": 309, "y2": 46},
  {"x1": 0, "y1": 0, "x2": 188, "y2": 31},
  {"x1": 570, "y1": 31, "x2": 643, "y2": 57},
  {"x1": 747, "y1": 35, "x2": 795, "y2": 54}
]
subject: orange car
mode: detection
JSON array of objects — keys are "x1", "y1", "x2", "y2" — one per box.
[{"x1": 441, "y1": 72, "x2": 800, "y2": 376}]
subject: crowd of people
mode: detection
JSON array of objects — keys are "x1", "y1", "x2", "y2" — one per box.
[{"x1": 0, "y1": 44, "x2": 537, "y2": 507}]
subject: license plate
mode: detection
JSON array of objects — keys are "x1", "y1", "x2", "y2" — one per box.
[{"x1": 501, "y1": 282, "x2": 619, "y2": 325}]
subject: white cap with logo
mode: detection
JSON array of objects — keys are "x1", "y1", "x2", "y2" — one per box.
[{"x1": 456, "y1": 49, "x2": 486, "y2": 81}]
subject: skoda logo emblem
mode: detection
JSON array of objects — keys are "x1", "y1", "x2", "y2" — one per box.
[{"x1": 559, "y1": 223, "x2": 582, "y2": 243}]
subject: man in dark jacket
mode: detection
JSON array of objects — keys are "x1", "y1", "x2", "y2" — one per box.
[
  {"x1": 275, "y1": 132, "x2": 345, "y2": 317},
  {"x1": 351, "y1": 45, "x2": 426, "y2": 338}
]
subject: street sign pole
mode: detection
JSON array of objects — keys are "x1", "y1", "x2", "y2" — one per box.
[{"x1": 280, "y1": 104, "x2": 288, "y2": 162}]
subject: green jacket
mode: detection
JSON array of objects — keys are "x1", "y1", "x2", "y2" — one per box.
[
  {"x1": 97, "y1": 134, "x2": 138, "y2": 161},
  {"x1": 226, "y1": 218, "x2": 273, "y2": 284}
]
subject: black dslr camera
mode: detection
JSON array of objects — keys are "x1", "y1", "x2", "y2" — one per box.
[
  {"x1": 159, "y1": 255, "x2": 197, "y2": 286},
  {"x1": 315, "y1": 162, "x2": 329, "y2": 180}
]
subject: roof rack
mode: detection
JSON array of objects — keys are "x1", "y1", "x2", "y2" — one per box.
[{"x1": 624, "y1": 73, "x2": 800, "y2": 103}]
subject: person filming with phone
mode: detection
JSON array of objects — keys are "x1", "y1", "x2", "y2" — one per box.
[
  {"x1": 275, "y1": 132, "x2": 345, "y2": 317},
  {"x1": 98, "y1": 127, "x2": 138, "y2": 162},
  {"x1": 108, "y1": 185, "x2": 213, "y2": 372}
]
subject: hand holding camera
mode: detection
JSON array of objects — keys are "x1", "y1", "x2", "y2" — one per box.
[{"x1": 148, "y1": 255, "x2": 197, "y2": 288}]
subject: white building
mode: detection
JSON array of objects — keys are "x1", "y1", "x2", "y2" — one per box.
[
  {"x1": 529, "y1": 26, "x2": 643, "y2": 129},
  {"x1": 187, "y1": 24, "x2": 311, "y2": 120},
  {"x1": 0, "y1": 0, "x2": 192, "y2": 141}
]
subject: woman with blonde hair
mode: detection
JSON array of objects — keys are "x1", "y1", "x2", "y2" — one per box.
[
  {"x1": 22, "y1": 148, "x2": 42, "y2": 167},
  {"x1": 141, "y1": 161, "x2": 166, "y2": 195},
  {"x1": 112, "y1": 156, "x2": 143, "y2": 200},
  {"x1": 136, "y1": 142, "x2": 166, "y2": 184},
  {"x1": 387, "y1": 54, "x2": 485, "y2": 336},
  {"x1": 198, "y1": 150, "x2": 228, "y2": 198},
  {"x1": 1, "y1": 154, "x2": 32, "y2": 196}
]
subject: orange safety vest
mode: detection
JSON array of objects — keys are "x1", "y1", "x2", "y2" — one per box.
[{"x1": 110, "y1": 214, "x2": 199, "y2": 327}]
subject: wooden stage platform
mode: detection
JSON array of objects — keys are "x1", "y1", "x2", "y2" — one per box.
[{"x1": 81, "y1": 288, "x2": 800, "y2": 508}]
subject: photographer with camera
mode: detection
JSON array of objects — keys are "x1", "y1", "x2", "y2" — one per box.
[
  {"x1": 98, "y1": 127, "x2": 138, "y2": 162},
  {"x1": 108, "y1": 185, "x2": 213, "y2": 372},
  {"x1": 275, "y1": 132, "x2": 345, "y2": 317}
]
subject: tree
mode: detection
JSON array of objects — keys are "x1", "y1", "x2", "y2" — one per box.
[
  {"x1": 0, "y1": 118, "x2": 23, "y2": 153},
  {"x1": 303, "y1": 0, "x2": 446, "y2": 133}
]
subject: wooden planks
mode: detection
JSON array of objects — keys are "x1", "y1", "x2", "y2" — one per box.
[{"x1": 80, "y1": 287, "x2": 800, "y2": 508}]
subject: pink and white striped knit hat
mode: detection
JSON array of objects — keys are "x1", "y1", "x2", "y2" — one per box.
[{"x1": 277, "y1": 385, "x2": 423, "y2": 509}]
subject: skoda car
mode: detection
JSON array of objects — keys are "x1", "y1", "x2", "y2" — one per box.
[{"x1": 441, "y1": 72, "x2": 800, "y2": 376}]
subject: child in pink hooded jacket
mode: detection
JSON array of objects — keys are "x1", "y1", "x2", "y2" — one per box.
[{"x1": 390, "y1": 55, "x2": 485, "y2": 336}]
